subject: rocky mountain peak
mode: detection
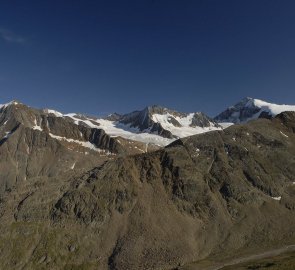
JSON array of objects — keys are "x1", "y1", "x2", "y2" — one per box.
[
  {"x1": 115, "y1": 105, "x2": 221, "y2": 139},
  {"x1": 0, "y1": 100, "x2": 21, "y2": 108}
]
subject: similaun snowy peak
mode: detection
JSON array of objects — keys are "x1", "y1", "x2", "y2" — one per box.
[{"x1": 214, "y1": 97, "x2": 295, "y2": 123}]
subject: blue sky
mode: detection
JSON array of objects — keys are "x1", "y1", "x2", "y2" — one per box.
[{"x1": 0, "y1": 0, "x2": 295, "y2": 116}]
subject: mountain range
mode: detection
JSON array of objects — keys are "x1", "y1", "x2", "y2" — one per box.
[
  {"x1": 2, "y1": 97, "x2": 293, "y2": 149},
  {"x1": 0, "y1": 97, "x2": 295, "y2": 270}
]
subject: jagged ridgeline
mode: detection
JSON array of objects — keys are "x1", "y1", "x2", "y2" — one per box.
[{"x1": 0, "y1": 100, "x2": 295, "y2": 270}]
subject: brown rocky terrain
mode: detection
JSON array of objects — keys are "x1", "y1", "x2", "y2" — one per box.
[
  {"x1": 0, "y1": 102, "x2": 294, "y2": 270},
  {"x1": 0, "y1": 102, "x2": 155, "y2": 191}
]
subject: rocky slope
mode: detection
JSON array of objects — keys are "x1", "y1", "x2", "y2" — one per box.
[
  {"x1": 0, "y1": 101, "x2": 157, "y2": 195},
  {"x1": 214, "y1": 97, "x2": 295, "y2": 123},
  {"x1": 0, "y1": 106, "x2": 294, "y2": 269}
]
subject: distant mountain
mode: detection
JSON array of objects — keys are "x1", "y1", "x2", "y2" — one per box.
[
  {"x1": 44, "y1": 105, "x2": 222, "y2": 147},
  {"x1": 215, "y1": 97, "x2": 295, "y2": 123},
  {"x1": 112, "y1": 105, "x2": 221, "y2": 139}
]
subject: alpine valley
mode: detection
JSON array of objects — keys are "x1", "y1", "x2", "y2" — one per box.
[{"x1": 0, "y1": 97, "x2": 295, "y2": 270}]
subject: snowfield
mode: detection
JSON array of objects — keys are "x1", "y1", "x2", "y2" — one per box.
[
  {"x1": 252, "y1": 99, "x2": 295, "y2": 116},
  {"x1": 151, "y1": 112, "x2": 221, "y2": 138},
  {"x1": 66, "y1": 116, "x2": 175, "y2": 146},
  {"x1": 241, "y1": 98, "x2": 295, "y2": 122},
  {"x1": 62, "y1": 113, "x2": 223, "y2": 146}
]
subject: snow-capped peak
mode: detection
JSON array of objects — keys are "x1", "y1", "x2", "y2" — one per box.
[
  {"x1": 43, "y1": 109, "x2": 64, "y2": 117},
  {"x1": 215, "y1": 97, "x2": 295, "y2": 123},
  {"x1": 251, "y1": 98, "x2": 295, "y2": 116},
  {"x1": 0, "y1": 100, "x2": 20, "y2": 109}
]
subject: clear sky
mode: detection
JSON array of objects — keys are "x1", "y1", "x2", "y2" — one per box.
[{"x1": 0, "y1": 0, "x2": 295, "y2": 117}]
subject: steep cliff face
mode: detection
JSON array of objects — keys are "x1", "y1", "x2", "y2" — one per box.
[{"x1": 0, "y1": 111, "x2": 293, "y2": 270}]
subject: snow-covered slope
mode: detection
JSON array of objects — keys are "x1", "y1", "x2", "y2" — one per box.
[
  {"x1": 61, "y1": 106, "x2": 222, "y2": 146},
  {"x1": 79, "y1": 118, "x2": 174, "y2": 146},
  {"x1": 33, "y1": 105, "x2": 221, "y2": 147},
  {"x1": 116, "y1": 105, "x2": 221, "y2": 139},
  {"x1": 150, "y1": 111, "x2": 219, "y2": 138},
  {"x1": 0, "y1": 100, "x2": 19, "y2": 109},
  {"x1": 215, "y1": 97, "x2": 295, "y2": 123}
]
